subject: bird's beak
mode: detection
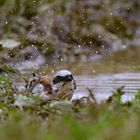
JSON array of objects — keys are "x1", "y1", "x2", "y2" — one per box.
[{"x1": 67, "y1": 75, "x2": 73, "y2": 81}]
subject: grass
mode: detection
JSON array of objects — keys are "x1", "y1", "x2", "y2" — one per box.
[
  {"x1": 0, "y1": 72, "x2": 140, "y2": 140},
  {"x1": 0, "y1": 99, "x2": 140, "y2": 140}
]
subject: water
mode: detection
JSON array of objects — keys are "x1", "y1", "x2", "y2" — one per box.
[{"x1": 72, "y1": 73, "x2": 140, "y2": 103}]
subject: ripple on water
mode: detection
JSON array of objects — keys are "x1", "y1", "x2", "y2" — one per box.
[{"x1": 73, "y1": 73, "x2": 140, "y2": 103}]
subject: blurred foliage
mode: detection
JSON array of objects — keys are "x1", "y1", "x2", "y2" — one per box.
[
  {"x1": 0, "y1": 76, "x2": 140, "y2": 139},
  {"x1": 1, "y1": 64, "x2": 19, "y2": 73},
  {"x1": 0, "y1": 0, "x2": 140, "y2": 58}
]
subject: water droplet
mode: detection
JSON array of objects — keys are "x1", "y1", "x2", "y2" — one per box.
[
  {"x1": 93, "y1": 70, "x2": 96, "y2": 74},
  {"x1": 5, "y1": 21, "x2": 8, "y2": 24},
  {"x1": 95, "y1": 51, "x2": 98, "y2": 54}
]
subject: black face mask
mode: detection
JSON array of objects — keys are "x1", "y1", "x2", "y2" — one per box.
[{"x1": 53, "y1": 75, "x2": 73, "y2": 84}]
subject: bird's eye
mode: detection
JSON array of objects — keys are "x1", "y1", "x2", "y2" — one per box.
[
  {"x1": 53, "y1": 76, "x2": 64, "y2": 84},
  {"x1": 53, "y1": 74, "x2": 73, "y2": 84}
]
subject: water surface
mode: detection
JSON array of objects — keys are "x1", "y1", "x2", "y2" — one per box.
[{"x1": 73, "y1": 73, "x2": 140, "y2": 103}]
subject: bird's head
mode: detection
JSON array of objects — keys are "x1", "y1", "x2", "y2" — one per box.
[
  {"x1": 52, "y1": 70, "x2": 74, "y2": 84},
  {"x1": 52, "y1": 70, "x2": 76, "y2": 100}
]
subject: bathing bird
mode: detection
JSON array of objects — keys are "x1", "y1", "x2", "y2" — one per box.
[
  {"x1": 52, "y1": 70, "x2": 76, "y2": 100},
  {"x1": 28, "y1": 70, "x2": 76, "y2": 101}
]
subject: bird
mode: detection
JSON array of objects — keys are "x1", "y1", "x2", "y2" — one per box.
[
  {"x1": 27, "y1": 70, "x2": 76, "y2": 101},
  {"x1": 52, "y1": 70, "x2": 76, "y2": 100}
]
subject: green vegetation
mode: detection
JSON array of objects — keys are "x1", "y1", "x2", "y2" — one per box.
[
  {"x1": 0, "y1": 0, "x2": 140, "y2": 139},
  {"x1": 0, "y1": 74, "x2": 140, "y2": 140}
]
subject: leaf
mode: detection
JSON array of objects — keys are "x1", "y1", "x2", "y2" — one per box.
[
  {"x1": 50, "y1": 101, "x2": 73, "y2": 109},
  {"x1": 2, "y1": 64, "x2": 19, "y2": 73},
  {"x1": 14, "y1": 94, "x2": 35, "y2": 109},
  {"x1": 0, "y1": 39, "x2": 20, "y2": 50},
  {"x1": 0, "y1": 76, "x2": 8, "y2": 82}
]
